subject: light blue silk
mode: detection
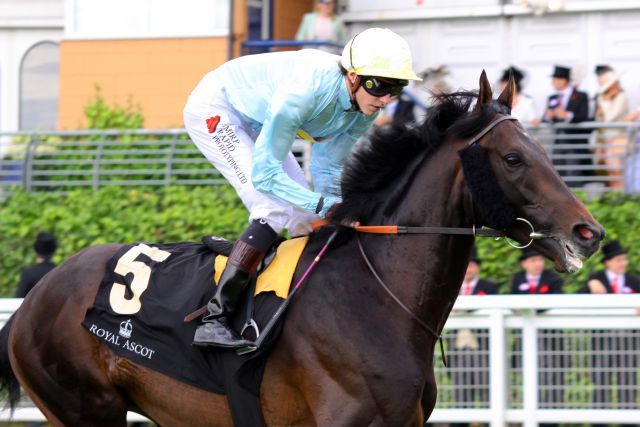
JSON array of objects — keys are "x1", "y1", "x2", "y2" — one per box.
[{"x1": 216, "y1": 49, "x2": 376, "y2": 217}]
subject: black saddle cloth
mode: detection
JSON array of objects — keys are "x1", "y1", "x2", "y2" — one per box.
[{"x1": 82, "y1": 239, "x2": 286, "y2": 427}]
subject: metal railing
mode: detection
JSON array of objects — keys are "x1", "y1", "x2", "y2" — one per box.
[
  {"x1": 1, "y1": 122, "x2": 639, "y2": 194},
  {"x1": 0, "y1": 295, "x2": 639, "y2": 425}
]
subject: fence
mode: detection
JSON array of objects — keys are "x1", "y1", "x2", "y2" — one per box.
[
  {"x1": 1, "y1": 122, "x2": 639, "y2": 195},
  {"x1": 0, "y1": 295, "x2": 639, "y2": 425}
]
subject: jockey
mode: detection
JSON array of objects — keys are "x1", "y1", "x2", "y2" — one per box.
[{"x1": 184, "y1": 27, "x2": 421, "y2": 348}]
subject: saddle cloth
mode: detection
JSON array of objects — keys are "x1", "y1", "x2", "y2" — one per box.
[{"x1": 81, "y1": 236, "x2": 308, "y2": 426}]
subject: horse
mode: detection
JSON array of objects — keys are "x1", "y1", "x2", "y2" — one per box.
[{"x1": 0, "y1": 71, "x2": 603, "y2": 426}]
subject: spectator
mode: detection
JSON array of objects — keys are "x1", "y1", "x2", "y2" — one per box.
[
  {"x1": 449, "y1": 246, "x2": 497, "y2": 427},
  {"x1": 579, "y1": 240, "x2": 638, "y2": 426},
  {"x1": 510, "y1": 247, "x2": 564, "y2": 427},
  {"x1": 623, "y1": 106, "x2": 640, "y2": 192},
  {"x1": 499, "y1": 65, "x2": 539, "y2": 126},
  {"x1": 15, "y1": 232, "x2": 57, "y2": 298},
  {"x1": 295, "y1": 0, "x2": 347, "y2": 53},
  {"x1": 542, "y1": 65, "x2": 592, "y2": 187},
  {"x1": 593, "y1": 65, "x2": 629, "y2": 188}
]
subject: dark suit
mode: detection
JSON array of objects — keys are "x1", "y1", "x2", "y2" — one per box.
[
  {"x1": 510, "y1": 270, "x2": 564, "y2": 426},
  {"x1": 543, "y1": 88, "x2": 592, "y2": 187},
  {"x1": 450, "y1": 279, "x2": 498, "y2": 427},
  {"x1": 579, "y1": 271, "x2": 639, "y2": 424},
  {"x1": 15, "y1": 261, "x2": 55, "y2": 298}
]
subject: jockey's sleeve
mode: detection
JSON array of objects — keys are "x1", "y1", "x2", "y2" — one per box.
[
  {"x1": 252, "y1": 85, "x2": 335, "y2": 217},
  {"x1": 310, "y1": 128, "x2": 363, "y2": 198}
]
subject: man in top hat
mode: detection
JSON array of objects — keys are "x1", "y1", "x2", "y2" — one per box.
[
  {"x1": 579, "y1": 240, "x2": 638, "y2": 424},
  {"x1": 15, "y1": 232, "x2": 57, "y2": 298},
  {"x1": 542, "y1": 65, "x2": 591, "y2": 187},
  {"x1": 581, "y1": 240, "x2": 639, "y2": 294},
  {"x1": 510, "y1": 247, "x2": 563, "y2": 295},
  {"x1": 509, "y1": 247, "x2": 564, "y2": 426},
  {"x1": 449, "y1": 246, "x2": 498, "y2": 427}
]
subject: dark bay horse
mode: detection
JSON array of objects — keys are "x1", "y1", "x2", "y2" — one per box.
[{"x1": 0, "y1": 72, "x2": 603, "y2": 426}]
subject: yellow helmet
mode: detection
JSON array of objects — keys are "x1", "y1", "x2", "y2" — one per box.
[{"x1": 340, "y1": 28, "x2": 421, "y2": 81}]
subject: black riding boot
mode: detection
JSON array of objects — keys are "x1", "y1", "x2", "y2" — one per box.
[{"x1": 193, "y1": 219, "x2": 277, "y2": 348}]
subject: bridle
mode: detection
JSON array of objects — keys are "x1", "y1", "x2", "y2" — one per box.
[
  {"x1": 352, "y1": 114, "x2": 547, "y2": 248},
  {"x1": 347, "y1": 114, "x2": 549, "y2": 361}
]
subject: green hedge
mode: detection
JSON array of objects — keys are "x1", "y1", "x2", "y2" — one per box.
[
  {"x1": 0, "y1": 186, "x2": 247, "y2": 296},
  {"x1": 0, "y1": 188, "x2": 638, "y2": 297}
]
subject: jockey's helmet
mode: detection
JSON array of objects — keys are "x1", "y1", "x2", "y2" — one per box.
[{"x1": 340, "y1": 28, "x2": 422, "y2": 82}]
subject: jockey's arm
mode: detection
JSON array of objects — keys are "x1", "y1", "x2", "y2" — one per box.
[{"x1": 252, "y1": 87, "x2": 338, "y2": 218}]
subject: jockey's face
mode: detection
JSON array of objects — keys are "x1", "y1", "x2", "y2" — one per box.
[{"x1": 346, "y1": 71, "x2": 393, "y2": 116}]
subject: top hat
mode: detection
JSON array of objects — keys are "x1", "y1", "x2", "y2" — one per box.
[
  {"x1": 34, "y1": 232, "x2": 57, "y2": 257},
  {"x1": 601, "y1": 240, "x2": 627, "y2": 262},
  {"x1": 595, "y1": 64, "x2": 613, "y2": 76},
  {"x1": 551, "y1": 65, "x2": 571, "y2": 80},
  {"x1": 469, "y1": 245, "x2": 482, "y2": 264},
  {"x1": 518, "y1": 247, "x2": 542, "y2": 262},
  {"x1": 500, "y1": 66, "x2": 525, "y2": 86},
  {"x1": 317, "y1": 0, "x2": 334, "y2": 3}
]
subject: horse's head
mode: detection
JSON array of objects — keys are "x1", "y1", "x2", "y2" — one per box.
[{"x1": 460, "y1": 71, "x2": 604, "y2": 272}]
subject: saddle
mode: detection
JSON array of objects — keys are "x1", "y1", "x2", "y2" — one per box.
[{"x1": 82, "y1": 235, "x2": 309, "y2": 427}]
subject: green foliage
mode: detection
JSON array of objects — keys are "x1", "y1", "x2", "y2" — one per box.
[
  {"x1": 0, "y1": 186, "x2": 247, "y2": 297},
  {"x1": 1, "y1": 188, "x2": 639, "y2": 297},
  {"x1": 83, "y1": 85, "x2": 144, "y2": 130}
]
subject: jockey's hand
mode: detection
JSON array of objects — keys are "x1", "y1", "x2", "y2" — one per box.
[{"x1": 326, "y1": 203, "x2": 360, "y2": 228}]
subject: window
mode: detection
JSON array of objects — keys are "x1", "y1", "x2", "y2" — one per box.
[{"x1": 19, "y1": 41, "x2": 60, "y2": 131}]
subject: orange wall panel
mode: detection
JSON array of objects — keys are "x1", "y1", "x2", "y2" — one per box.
[
  {"x1": 59, "y1": 38, "x2": 229, "y2": 129},
  {"x1": 274, "y1": 0, "x2": 314, "y2": 41}
]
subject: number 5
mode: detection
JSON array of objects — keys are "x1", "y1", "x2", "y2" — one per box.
[{"x1": 109, "y1": 243, "x2": 171, "y2": 315}]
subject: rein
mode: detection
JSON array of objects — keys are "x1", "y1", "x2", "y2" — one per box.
[{"x1": 355, "y1": 233, "x2": 448, "y2": 366}]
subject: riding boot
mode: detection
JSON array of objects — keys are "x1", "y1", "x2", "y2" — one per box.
[{"x1": 193, "y1": 219, "x2": 277, "y2": 348}]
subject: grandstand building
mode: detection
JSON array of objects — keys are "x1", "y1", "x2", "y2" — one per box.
[{"x1": 1, "y1": 0, "x2": 640, "y2": 132}]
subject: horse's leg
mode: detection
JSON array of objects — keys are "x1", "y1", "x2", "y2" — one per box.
[{"x1": 9, "y1": 245, "x2": 130, "y2": 427}]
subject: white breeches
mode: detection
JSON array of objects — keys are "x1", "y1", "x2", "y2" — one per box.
[{"x1": 184, "y1": 84, "x2": 318, "y2": 236}]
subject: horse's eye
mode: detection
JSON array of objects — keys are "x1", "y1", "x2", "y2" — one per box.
[{"x1": 504, "y1": 153, "x2": 523, "y2": 166}]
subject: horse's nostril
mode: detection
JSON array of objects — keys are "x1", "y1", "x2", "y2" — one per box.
[{"x1": 575, "y1": 224, "x2": 594, "y2": 240}]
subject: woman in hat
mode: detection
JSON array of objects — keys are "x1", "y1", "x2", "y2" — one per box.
[
  {"x1": 593, "y1": 66, "x2": 629, "y2": 188},
  {"x1": 295, "y1": 0, "x2": 347, "y2": 53},
  {"x1": 499, "y1": 66, "x2": 539, "y2": 125}
]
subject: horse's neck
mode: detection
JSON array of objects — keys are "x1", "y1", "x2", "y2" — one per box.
[{"x1": 363, "y1": 145, "x2": 473, "y2": 339}]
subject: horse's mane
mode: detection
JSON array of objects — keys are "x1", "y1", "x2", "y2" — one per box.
[{"x1": 330, "y1": 91, "x2": 509, "y2": 223}]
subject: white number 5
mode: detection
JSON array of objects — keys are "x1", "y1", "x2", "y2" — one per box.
[{"x1": 109, "y1": 243, "x2": 171, "y2": 315}]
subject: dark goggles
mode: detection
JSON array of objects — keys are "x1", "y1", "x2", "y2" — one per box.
[{"x1": 360, "y1": 76, "x2": 408, "y2": 97}]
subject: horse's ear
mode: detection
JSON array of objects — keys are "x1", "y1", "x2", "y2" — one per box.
[
  {"x1": 497, "y1": 72, "x2": 515, "y2": 113},
  {"x1": 474, "y1": 70, "x2": 493, "y2": 112}
]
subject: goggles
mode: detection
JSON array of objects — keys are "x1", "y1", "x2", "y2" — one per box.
[{"x1": 360, "y1": 76, "x2": 408, "y2": 97}]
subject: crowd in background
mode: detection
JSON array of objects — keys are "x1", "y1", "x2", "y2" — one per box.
[{"x1": 451, "y1": 242, "x2": 638, "y2": 427}]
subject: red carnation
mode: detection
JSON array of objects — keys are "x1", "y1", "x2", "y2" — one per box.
[
  {"x1": 539, "y1": 284, "x2": 550, "y2": 294},
  {"x1": 476, "y1": 291, "x2": 487, "y2": 296}
]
